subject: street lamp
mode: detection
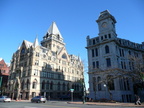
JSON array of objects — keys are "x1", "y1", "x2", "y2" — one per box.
[
  {"x1": 83, "y1": 82, "x2": 86, "y2": 104},
  {"x1": 103, "y1": 84, "x2": 106, "y2": 99}
]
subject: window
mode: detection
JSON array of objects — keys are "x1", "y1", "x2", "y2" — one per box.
[
  {"x1": 92, "y1": 62, "x2": 95, "y2": 69},
  {"x1": 62, "y1": 53, "x2": 67, "y2": 59},
  {"x1": 107, "y1": 75, "x2": 115, "y2": 90},
  {"x1": 101, "y1": 36, "x2": 103, "y2": 40},
  {"x1": 95, "y1": 48, "x2": 98, "y2": 56},
  {"x1": 57, "y1": 82, "x2": 61, "y2": 90},
  {"x1": 92, "y1": 49, "x2": 94, "y2": 57},
  {"x1": 26, "y1": 79, "x2": 30, "y2": 89},
  {"x1": 32, "y1": 79, "x2": 37, "y2": 89},
  {"x1": 105, "y1": 45, "x2": 109, "y2": 53},
  {"x1": 108, "y1": 34, "x2": 111, "y2": 38},
  {"x1": 21, "y1": 48, "x2": 25, "y2": 54},
  {"x1": 63, "y1": 83, "x2": 65, "y2": 91},
  {"x1": 93, "y1": 77, "x2": 96, "y2": 91},
  {"x1": 93, "y1": 39, "x2": 95, "y2": 45},
  {"x1": 34, "y1": 69, "x2": 38, "y2": 76},
  {"x1": 35, "y1": 60, "x2": 39, "y2": 66},
  {"x1": 36, "y1": 52, "x2": 39, "y2": 57},
  {"x1": 105, "y1": 35, "x2": 107, "y2": 38},
  {"x1": 96, "y1": 61, "x2": 99, "y2": 68},
  {"x1": 97, "y1": 77, "x2": 101, "y2": 91},
  {"x1": 42, "y1": 80, "x2": 45, "y2": 90},
  {"x1": 46, "y1": 81, "x2": 49, "y2": 89},
  {"x1": 50, "y1": 81, "x2": 53, "y2": 90},
  {"x1": 106, "y1": 58, "x2": 111, "y2": 67}
]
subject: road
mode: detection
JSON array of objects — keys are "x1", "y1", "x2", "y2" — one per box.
[{"x1": 0, "y1": 101, "x2": 142, "y2": 108}]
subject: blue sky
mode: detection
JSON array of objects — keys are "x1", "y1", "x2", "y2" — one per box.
[{"x1": 0, "y1": 0, "x2": 144, "y2": 89}]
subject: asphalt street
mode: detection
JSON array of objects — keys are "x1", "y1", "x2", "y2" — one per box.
[{"x1": 0, "y1": 101, "x2": 143, "y2": 108}]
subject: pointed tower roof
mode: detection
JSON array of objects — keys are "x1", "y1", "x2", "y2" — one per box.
[
  {"x1": 33, "y1": 37, "x2": 39, "y2": 48},
  {"x1": 47, "y1": 22, "x2": 63, "y2": 39}
]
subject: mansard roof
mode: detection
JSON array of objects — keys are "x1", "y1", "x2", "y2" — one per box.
[{"x1": 96, "y1": 10, "x2": 116, "y2": 23}]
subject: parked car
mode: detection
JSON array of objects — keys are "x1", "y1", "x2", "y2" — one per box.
[
  {"x1": 0, "y1": 96, "x2": 11, "y2": 102},
  {"x1": 31, "y1": 96, "x2": 46, "y2": 103}
]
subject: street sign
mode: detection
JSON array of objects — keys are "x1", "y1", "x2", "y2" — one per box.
[{"x1": 70, "y1": 89, "x2": 74, "y2": 92}]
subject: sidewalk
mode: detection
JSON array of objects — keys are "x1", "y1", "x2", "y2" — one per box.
[
  {"x1": 12, "y1": 100, "x2": 144, "y2": 107},
  {"x1": 68, "y1": 101, "x2": 144, "y2": 107}
]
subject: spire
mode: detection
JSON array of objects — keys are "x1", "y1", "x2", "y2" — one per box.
[
  {"x1": 33, "y1": 36, "x2": 39, "y2": 48},
  {"x1": 47, "y1": 22, "x2": 63, "y2": 39}
]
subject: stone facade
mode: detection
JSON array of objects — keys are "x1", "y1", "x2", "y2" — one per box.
[
  {"x1": 7, "y1": 22, "x2": 84, "y2": 100},
  {"x1": 86, "y1": 10, "x2": 144, "y2": 102},
  {"x1": 0, "y1": 58, "x2": 10, "y2": 95}
]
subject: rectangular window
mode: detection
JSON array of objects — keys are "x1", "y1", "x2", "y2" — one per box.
[
  {"x1": 96, "y1": 61, "x2": 99, "y2": 68},
  {"x1": 35, "y1": 60, "x2": 39, "y2": 66},
  {"x1": 92, "y1": 62, "x2": 95, "y2": 69},
  {"x1": 95, "y1": 48, "x2": 98, "y2": 56},
  {"x1": 106, "y1": 58, "x2": 111, "y2": 67},
  {"x1": 105, "y1": 35, "x2": 107, "y2": 38},
  {"x1": 34, "y1": 69, "x2": 38, "y2": 76},
  {"x1": 121, "y1": 61, "x2": 123, "y2": 69},
  {"x1": 108, "y1": 34, "x2": 111, "y2": 38},
  {"x1": 101, "y1": 36, "x2": 103, "y2": 40},
  {"x1": 92, "y1": 49, "x2": 94, "y2": 57},
  {"x1": 93, "y1": 39, "x2": 96, "y2": 45},
  {"x1": 36, "y1": 52, "x2": 39, "y2": 57}
]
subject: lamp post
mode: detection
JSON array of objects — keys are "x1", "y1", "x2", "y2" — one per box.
[
  {"x1": 0, "y1": 76, "x2": 2, "y2": 88},
  {"x1": 83, "y1": 82, "x2": 86, "y2": 104},
  {"x1": 0, "y1": 76, "x2": 2, "y2": 95},
  {"x1": 104, "y1": 84, "x2": 106, "y2": 99}
]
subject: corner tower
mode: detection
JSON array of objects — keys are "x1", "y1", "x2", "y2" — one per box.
[
  {"x1": 41, "y1": 22, "x2": 65, "y2": 52},
  {"x1": 96, "y1": 10, "x2": 117, "y2": 40}
]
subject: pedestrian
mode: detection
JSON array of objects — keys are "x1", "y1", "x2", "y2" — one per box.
[{"x1": 135, "y1": 95, "x2": 141, "y2": 105}]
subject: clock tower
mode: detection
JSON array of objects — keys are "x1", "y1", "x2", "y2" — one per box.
[{"x1": 96, "y1": 10, "x2": 117, "y2": 39}]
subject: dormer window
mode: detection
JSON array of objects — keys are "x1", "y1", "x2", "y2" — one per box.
[
  {"x1": 62, "y1": 53, "x2": 67, "y2": 59},
  {"x1": 21, "y1": 48, "x2": 25, "y2": 54}
]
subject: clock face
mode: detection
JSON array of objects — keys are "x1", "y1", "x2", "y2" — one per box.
[{"x1": 101, "y1": 22, "x2": 107, "y2": 28}]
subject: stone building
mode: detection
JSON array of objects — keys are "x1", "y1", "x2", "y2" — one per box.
[
  {"x1": 0, "y1": 58, "x2": 10, "y2": 95},
  {"x1": 7, "y1": 22, "x2": 84, "y2": 100},
  {"x1": 86, "y1": 10, "x2": 144, "y2": 102}
]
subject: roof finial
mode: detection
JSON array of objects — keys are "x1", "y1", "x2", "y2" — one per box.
[{"x1": 33, "y1": 35, "x2": 39, "y2": 48}]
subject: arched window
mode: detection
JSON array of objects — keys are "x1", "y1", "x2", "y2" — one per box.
[
  {"x1": 72, "y1": 84, "x2": 74, "y2": 89},
  {"x1": 50, "y1": 81, "x2": 53, "y2": 90},
  {"x1": 58, "y1": 82, "x2": 61, "y2": 90},
  {"x1": 21, "y1": 80, "x2": 25, "y2": 90},
  {"x1": 105, "y1": 45, "x2": 110, "y2": 54},
  {"x1": 62, "y1": 53, "x2": 67, "y2": 59},
  {"x1": 62, "y1": 83, "x2": 65, "y2": 91},
  {"x1": 46, "y1": 81, "x2": 49, "y2": 90},
  {"x1": 107, "y1": 75, "x2": 115, "y2": 90},
  {"x1": 77, "y1": 85, "x2": 79, "y2": 91},
  {"x1": 97, "y1": 77, "x2": 101, "y2": 91},
  {"x1": 67, "y1": 83, "x2": 70, "y2": 91},
  {"x1": 92, "y1": 77, "x2": 96, "y2": 91},
  {"x1": 42, "y1": 80, "x2": 45, "y2": 90},
  {"x1": 26, "y1": 79, "x2": 30, "y2": 90},
  {"x1": 32, "y1": 79, "x2": 37, "y2": 89}
]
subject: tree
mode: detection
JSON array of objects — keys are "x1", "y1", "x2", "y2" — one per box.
[{"x1": 92, "y1": 55, "x2": 144, "y2": 101}]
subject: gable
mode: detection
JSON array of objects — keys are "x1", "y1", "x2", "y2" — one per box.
[{"x1": 57, "y1": 47, "x2": 69, "y2": 61}]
